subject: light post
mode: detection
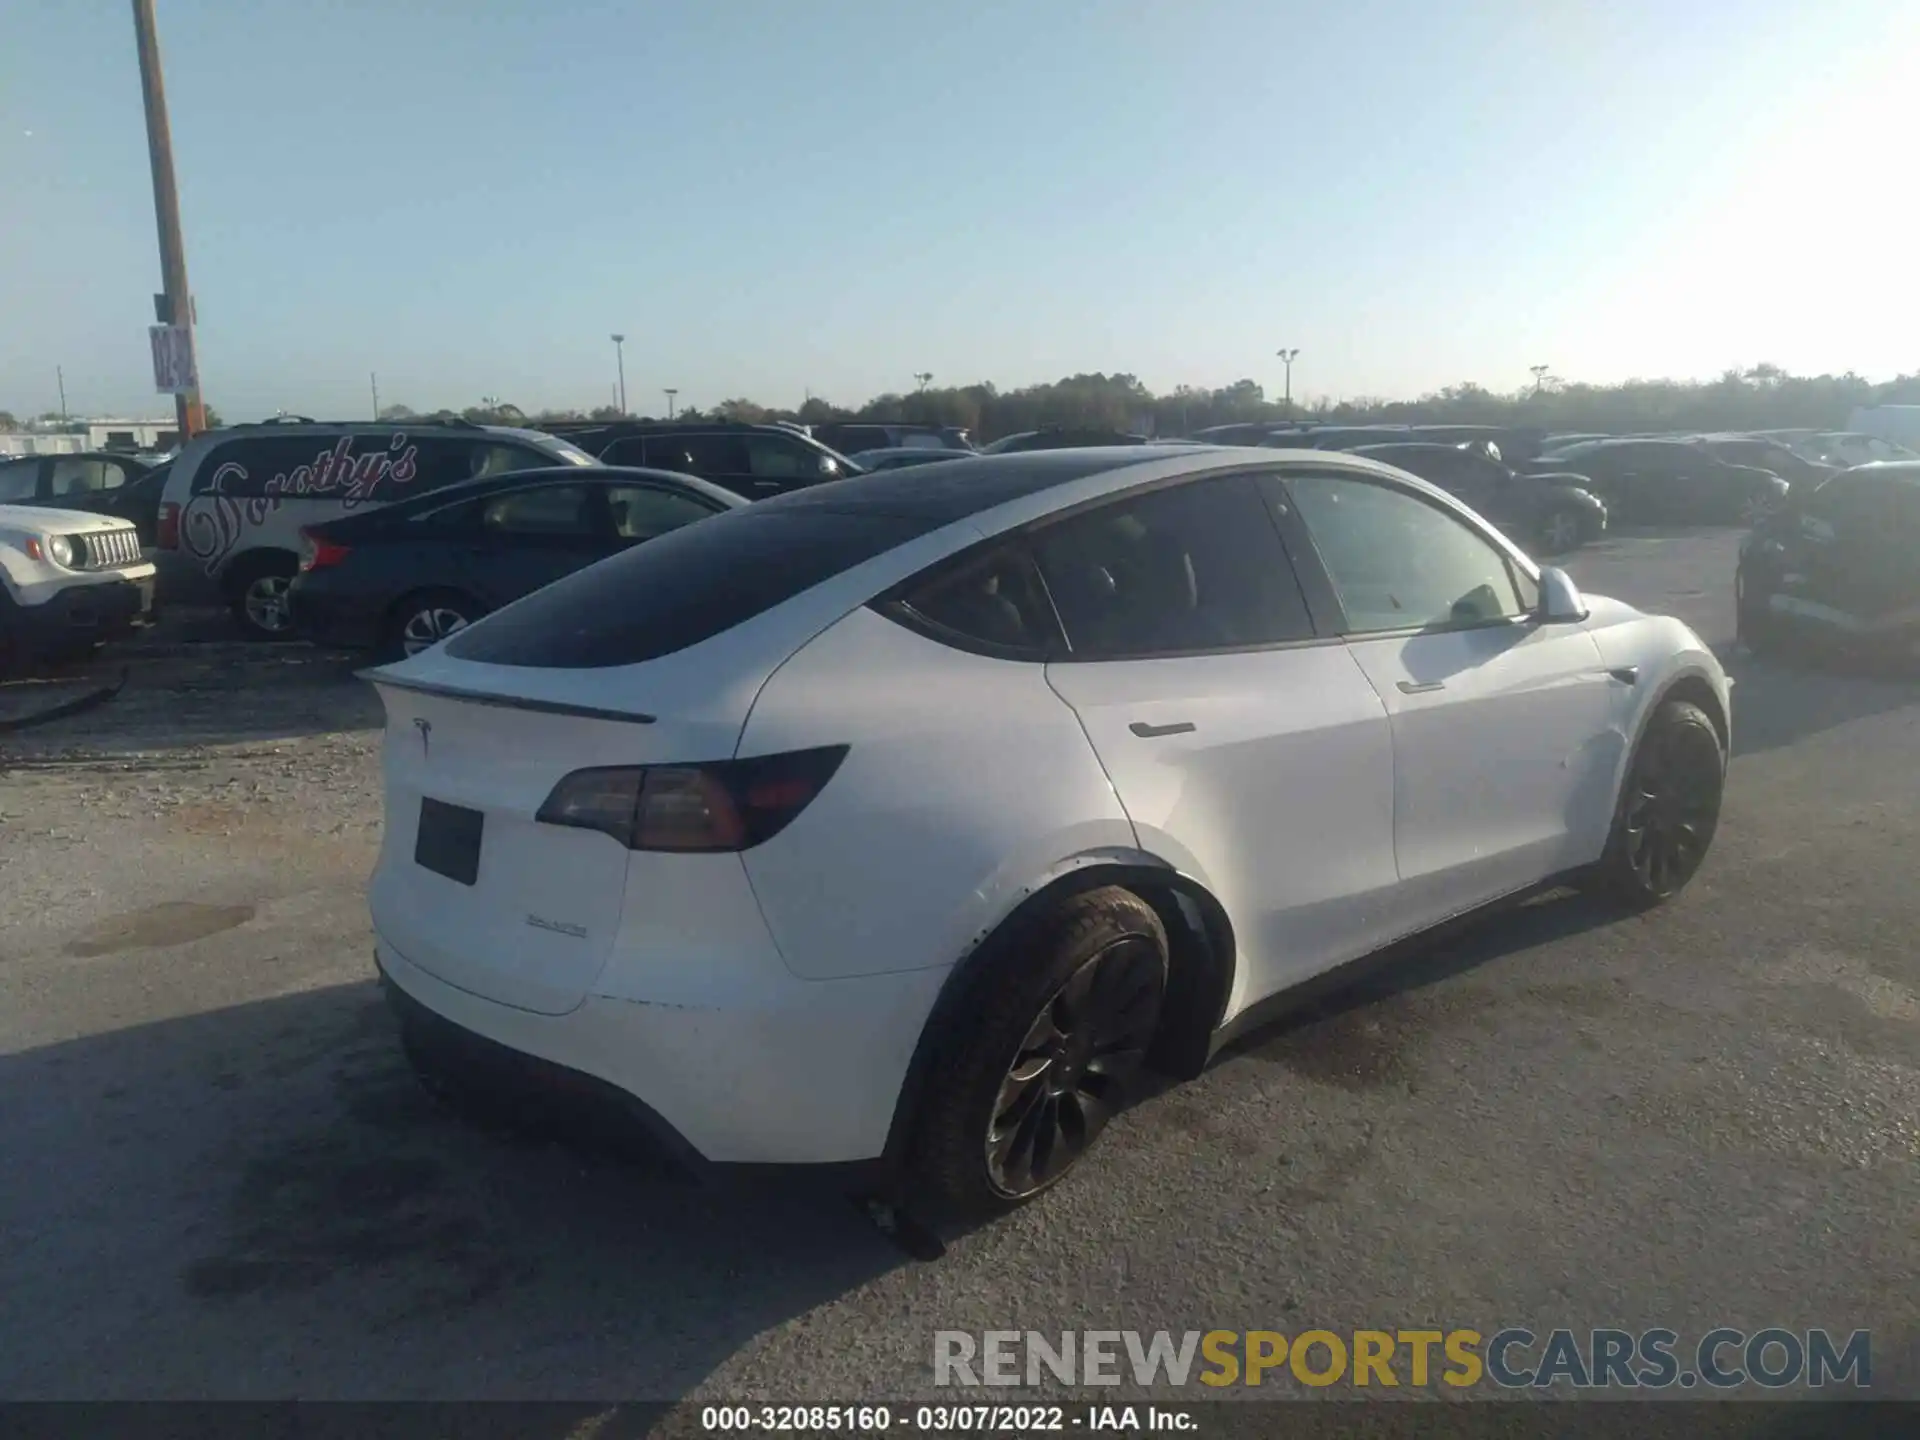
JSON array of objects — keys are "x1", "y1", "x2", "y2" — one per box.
[
  {"x1": 1275, "y1": 348, "x2": 1300, "y2": 417},
  {"x1": 1530, "y1": 364, "x2": 1552, "y2": 396},
  {"x1": 611, "y1": 334, "x2": 628, "y2": 415},
  {"x1": 663, "y1": 388, "x2": 678, "y2": 419},
  {"x1": 914, "y1": 372, "x2": 933, "y2": 392}
]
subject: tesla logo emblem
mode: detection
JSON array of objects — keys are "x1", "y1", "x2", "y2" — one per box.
[{"x1": 413, "y1": 718, "x2": 432, "y2": 756}]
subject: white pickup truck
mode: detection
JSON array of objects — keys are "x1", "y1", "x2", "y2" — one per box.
[{"x1": 0, "y1": 504, "x2": 157, "y2": 673}]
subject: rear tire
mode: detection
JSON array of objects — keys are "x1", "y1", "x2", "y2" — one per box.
[
  {"x1": 907, "y1": 887, "x2": 1168, "y2": 1221},
  {"x1": 223, "y1": 551, "x2": 300, "y2": 641},
  {"x1": 387, "y1": 589, "x2": 482, "y2": 660},
  {"x1": 1588, "y1": 700, "x2": 1725, "y2": 910}
]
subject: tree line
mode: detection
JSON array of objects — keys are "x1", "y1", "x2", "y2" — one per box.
[
  {"x1": 6, "y1": 363, "x2": 1913, "y2": 442},
  {"x1": 382, "y1": 363, "x2": 1920, "y2": 443}
]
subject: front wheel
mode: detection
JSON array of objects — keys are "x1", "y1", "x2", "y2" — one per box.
[
  {"x1": 1588, "y1": 699, "x2": 1725, "y2": 909},
  {"x1": 908, "y1": 887, "x2": 1168, "y2": 1219}
]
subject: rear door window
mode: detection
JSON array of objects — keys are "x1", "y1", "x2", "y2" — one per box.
[
  {"x1": 444, "y1": 508, "x2": 933, "y2": 668},
  {"x1": 478, "y1": 485, "x2": 598, "y2": 536},
  {"x1": 1030, "y1": 474, "x2": 1316, "y2": 657}
]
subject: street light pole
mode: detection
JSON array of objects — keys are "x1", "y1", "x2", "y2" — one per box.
[
  {"x1": 610, "y1": 334, "x2": 628, "y2": 415},
  {"x1": 1275, "y1": 348, "x2": 1300, "y2": 418},
  {"x1": 1529, "y1": 364, "x2": 1551, "y2": 396},
  {"x1": 132, "y1": 0, "x2": 203, "y2": 440},
  {"x1": 914, "y1": 372, "x2": 933, "y2": 392},
  {"x1": 370, "y1": 371, "x2": 380, "y2": 420},
  {"x1": 663, "y1": 388, "x2": 678, "y2": 420}
]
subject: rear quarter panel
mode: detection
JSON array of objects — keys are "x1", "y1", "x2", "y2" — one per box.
[{"x1": 734, "y1": 605, "x2": 1141, "y2": 981}]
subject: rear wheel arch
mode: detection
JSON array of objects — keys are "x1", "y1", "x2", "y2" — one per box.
[
  {"x1": 878, "y1": 861, "x2": 1236, "y2": 1184},
  {"x1": 219, "y1": 545, "x2": 299, "y2": 596}
]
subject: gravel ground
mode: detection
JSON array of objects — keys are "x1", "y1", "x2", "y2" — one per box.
[{"x1": 1, "y1": 534, "x2": 1916, "y2": 1408}]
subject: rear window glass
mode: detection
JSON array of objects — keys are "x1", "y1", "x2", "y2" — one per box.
[{"x1": 443, "y1": 508, "x2": 933, "y2": 668}]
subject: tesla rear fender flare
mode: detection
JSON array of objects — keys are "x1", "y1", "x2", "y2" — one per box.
[{"x1": 875, "y1": 862, "x2": 1235, "y2": 1191}]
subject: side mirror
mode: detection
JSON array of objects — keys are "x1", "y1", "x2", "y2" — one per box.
[
  {"x1": 817, "y1": 455, "x2": 840, "y2": 478},
  {"x1": 1536, "y1": 565, "x2": 1588, "y2": 624}
]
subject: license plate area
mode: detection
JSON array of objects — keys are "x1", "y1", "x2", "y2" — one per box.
[{"x1": 415, "y1": 798, "x2": 484, "y2": 885}]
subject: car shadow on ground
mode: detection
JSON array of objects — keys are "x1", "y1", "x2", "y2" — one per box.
[
  {"x1": 1713, "y1": 645, "x2": 1920, "y2": 757},
  {"x1": 0, "y1": 979, "x2": 902, "y2": 1401},
  {"x1": 1200, "y1": 883, "x2": 1620, "y2": 1081}
]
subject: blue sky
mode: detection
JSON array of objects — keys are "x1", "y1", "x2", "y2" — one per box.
[{"x1": 2, "y1": 0, "x2": 1913, "y2": 422}]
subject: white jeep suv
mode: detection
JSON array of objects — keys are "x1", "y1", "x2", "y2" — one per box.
[
  {"x1": 364, "y1": 447, "x2": 1730, "y2": 1218},
  {"x1": 0, "y1": 505, "x2": 156, "y2": 672}
]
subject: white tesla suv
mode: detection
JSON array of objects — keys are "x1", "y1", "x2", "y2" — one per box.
[{"x1": 366, "y1": 447, "x2": 1730, "y2": 1216}]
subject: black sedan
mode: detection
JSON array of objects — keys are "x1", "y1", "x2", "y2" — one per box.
[
  {"x1": 1351, "y1": 442, "x2": 1607, "y2": 554},
  {"x1": 287, "y1": 465, "x2": 744, "y2": 657},
  {"x1": 1737, "y1": 462, "x2": 1920, "y2": 668},
  {"x1": 1527, "y1": 439, "x2": 1788, "y2": 525}
]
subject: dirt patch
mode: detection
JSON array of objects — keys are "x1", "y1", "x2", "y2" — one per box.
[{"x1": 64, "y1": 900, "x2": 257, "y2": 957}]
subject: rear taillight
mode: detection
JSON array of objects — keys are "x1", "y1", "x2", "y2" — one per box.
[
  {"x1": 536, "y1": 746, "x2": 848, "y2": 852},
  {"x1": 157, "y1": 501, "x2": 180, "y2": 550},
  {"x1": 298, "y1": 528, "x2": 351, "y2": 572}
]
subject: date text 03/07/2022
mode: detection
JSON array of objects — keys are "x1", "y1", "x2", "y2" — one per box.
[{"x1": 699, "y1": 1404, "x2": 1193, "y2": 1432}]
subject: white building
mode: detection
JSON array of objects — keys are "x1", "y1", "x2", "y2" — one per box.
[{"x1": 0, "y1": 417, "x2": 180, "y2": 458}]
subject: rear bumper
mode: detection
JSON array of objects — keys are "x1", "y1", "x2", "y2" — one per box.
[
  {"x1": 10, "y1": 574, "x2": 156, "y2": 651},
  {"x1": 373, "y1": 936, "x2": 949, "y2": 1172}
]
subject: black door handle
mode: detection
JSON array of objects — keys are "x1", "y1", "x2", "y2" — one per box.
[{"x1": 1129, "y1": 721, "x2": 1196, "y2": 738}]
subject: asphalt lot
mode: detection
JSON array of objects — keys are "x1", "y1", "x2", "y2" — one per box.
[{"x1": 1, "y1": 527, "x2": 1916, "y2": 1407}]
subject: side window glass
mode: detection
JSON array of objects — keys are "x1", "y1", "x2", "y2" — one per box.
[
  {"x1": 478, "y1": 485, "x2": 595, "y2": 537},
  {"x1": 48, "y1": 458, "x2": 114, "y2": 495},
  {"x1": 0, "y1": 459, "x2": 44, "y2": 501},
  {"x1": 743, "y1": 436, "x2": 818, "y2": 479},
  {"x1": 469, "y1": 444, "x2": 552, "y2": 478},
  {"x1": 606, "y1": 485, "x2": 719, "y2": 541},
  {"x1": 1031, "y1": 474, "x2": 1314, "y2": 658},
  {"x1": 1287, "y1": 473, "x2": 1528, "y2": 634},
  {"x1": 647, "y1": 435, "x2": 749, "y2": 475},
  {"x1": 896, "y1": 546, "x2": 1057, "y2": 656}
]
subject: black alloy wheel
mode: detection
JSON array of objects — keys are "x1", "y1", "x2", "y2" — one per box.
[
  {"x1": 1613, "y1": 703, "x2": 1724, "y2": 902},
  {"x1": 985, "y1": 934, "x2": 1164, "y2": 1198}
]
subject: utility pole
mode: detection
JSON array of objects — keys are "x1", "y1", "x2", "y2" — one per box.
[
  {"x1": 370, "y1": 371, "x2": 380, "y2": 420},
  {"x1": 1276, "y1": 348, "x2": 1300, "y2": 418},
  {"x1": 132, "y1": 0, "x2": 203, "y2": 440},
  {"x1": 610, "y1": 334, "x2": 628, "y2": 415},
  {"x1": 663, "y1": 388, "x2": 678, "y2": 419},
  {"x1": 57, "y1": 366, "x2": 68, "y2": 422},
  {"x1": 1530, "y1": 363, "x2": 1551, "y2": 396}
]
